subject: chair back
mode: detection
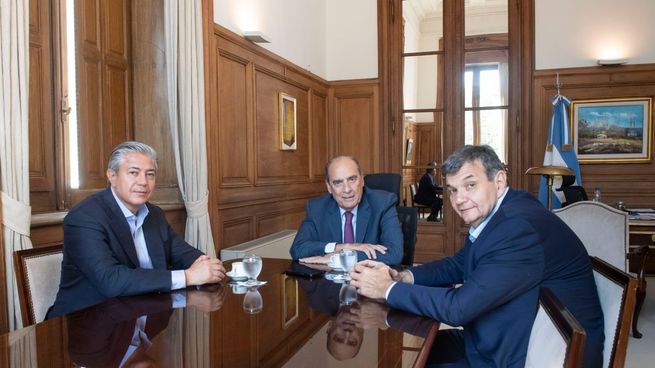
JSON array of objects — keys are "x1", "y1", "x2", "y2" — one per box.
[
  {"x1": 525, "y1": 287, "x2": 586, "y2": 368},
  {"x1": 396, "y1": 206, "x2": 418, "y2": 266},
  {"x1": 13, "y1": 244, "x2": 63, "y2": 325},
  {"x1": 553, "y1": 201, "x2": 628, "y2": 271},
  {"x1": 591, "y1": 256, "x2": 637, "y2": 368},
  {"x1": 364, "y1": 173, "x2": 401, "y2": 206},
  {"x1": 409, "y1": 183, "x2": 418, "y2": 201}
]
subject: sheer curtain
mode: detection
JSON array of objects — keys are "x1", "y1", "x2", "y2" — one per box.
[
  {"x1": 164, "y1": 0, "x2": 215, "y2": 257},
  {"x1": 1, "y1": 0, "x2": 33, "y2": 330}
]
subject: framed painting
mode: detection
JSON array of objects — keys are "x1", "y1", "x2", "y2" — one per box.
[
  {"x1": 405, "y1": 138, "x2": 414, "y2": 165},
  {"x1": 279, "y1": 92, "x2": 297, "y2": 150},
  {"x1": 571, "y1": 97, "x2": 652, "y2": 163}
]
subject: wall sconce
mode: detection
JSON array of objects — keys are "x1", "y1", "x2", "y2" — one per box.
[
  {"x1": 243, "y1": 31, "x2": 271, "y2": 43},
  {"x1": 597, "y1": 58, "x2": 628, "y2": 66}
]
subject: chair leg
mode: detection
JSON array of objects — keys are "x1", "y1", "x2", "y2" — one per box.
[{"x1": 632, "y1": 278, "x2": 646, "y2": 338}]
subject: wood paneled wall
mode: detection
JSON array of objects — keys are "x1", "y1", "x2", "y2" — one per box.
[
  {"x1": 205, "y1": 25, "x2": 385, "y2": 252},
  {"x1": 28, "y1": 0, "x2": 56, "y2": 212},
  {"x1": 528, "y1": 65, "x2": 655, "y2": 208}
]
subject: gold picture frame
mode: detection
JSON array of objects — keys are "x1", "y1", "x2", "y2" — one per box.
[
  {"x1": 571, "y1": 97, "x2": 652, "y2": 163},
  {"x1": 279, "y1": 92, "x2": 297, "y2": 150}
]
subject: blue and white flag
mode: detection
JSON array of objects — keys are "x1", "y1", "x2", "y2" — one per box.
[{"x1": 537, "y1": 94, "x2": 583, "y2": 209}]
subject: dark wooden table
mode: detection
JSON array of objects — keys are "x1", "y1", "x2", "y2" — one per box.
[{"x1": 0, "y1": 258, "x2": 438, "y2": 367}]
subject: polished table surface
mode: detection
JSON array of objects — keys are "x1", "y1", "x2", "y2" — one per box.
[{"x1": 0, "y1": 258, "x2": 438, "y2": 367}]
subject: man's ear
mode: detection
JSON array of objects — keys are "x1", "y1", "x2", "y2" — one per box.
[
  {"x1": 325, "y1": 180, "x2": 333, "y2": 194},
  {"x1": 106, "y1": 169, "x2": 116, "y2": 186},
  {"x1": 495, "y1": 170, "x2": 508, "y2": 191}
]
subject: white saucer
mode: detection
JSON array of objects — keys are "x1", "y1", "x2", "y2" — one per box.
[{"x1": 226, "y1": 271, "x2": 248, "y2": 281}]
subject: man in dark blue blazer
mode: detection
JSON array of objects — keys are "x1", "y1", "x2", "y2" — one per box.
[
  {"x1": 351, "y1": 145, "x2": 604, "y2": 368},
  {"x1": 47, "y1": 141, "x2": 225, "y2": 319},
  {"x1": 414, "y1": 161, "x2": 443, "y2": 221},
  {"x1": 290, "y1": 156, "x2": 403, "y2": 265}
]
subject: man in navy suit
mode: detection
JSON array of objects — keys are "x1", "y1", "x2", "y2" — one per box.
[
  {"x1": 351, "y1": 145, "x2": 604, "y2": 367},
  {"x1": 290, "y1": 156, "x2": 403, "y2": 265},
  {"x1": 47, "y1": 141, "x2": 226, "y2": 319}
]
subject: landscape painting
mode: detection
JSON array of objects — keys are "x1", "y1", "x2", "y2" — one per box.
[{"x1": 571, "y1": 97, "x2": 652, "y2": 163}]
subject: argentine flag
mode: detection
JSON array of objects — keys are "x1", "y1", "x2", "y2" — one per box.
[{"x1": 537, "y1": 94, "x2": 583, "y2": 209}]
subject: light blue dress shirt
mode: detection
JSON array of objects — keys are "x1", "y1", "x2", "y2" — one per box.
[{"x1": 110, "y1": 188, "x2": 186, "y2": 289}]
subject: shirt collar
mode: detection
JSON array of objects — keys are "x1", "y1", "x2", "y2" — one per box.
[
  {"x1": 110, "y1": 187, "x2": 149, "y2": 220},
  {"x1": 469, "y1": 187, "x2": 509, "y2": 240},
  {"x1": 339, "y1": 205, "x2": 359, "y2": 217}
]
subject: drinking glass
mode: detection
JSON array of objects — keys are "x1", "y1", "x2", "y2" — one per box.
[
  {"x1": 339, "y1": 283, "x2": 358, "y2": 305},
  {"x1": 339, "y1": 249, "x2": 357, "y2": 281},
  {"x1": 243, "y1": 288, "x2": 263, "y2": 314},
  {"x1": 242, "y1": 254, "x2": 263, "y2": 286}
]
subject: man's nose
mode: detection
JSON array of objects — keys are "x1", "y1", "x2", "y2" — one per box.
[{"x1": 136, "y1": 173, "x2": 147, "y2": 184}]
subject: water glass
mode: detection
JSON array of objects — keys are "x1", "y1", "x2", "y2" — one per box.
[
  {"x1": 243, "y1": 288, "x2": 263, "y2": 314},
  {"x1": 339, "y1": 249, "x2": 357, "y2": 280},
  {"x1": 242, "y1": 254, "x2": 262, "y2": 284},
  {"x1": 339, "y1": 283, "x2": 358, "y2": 305}
]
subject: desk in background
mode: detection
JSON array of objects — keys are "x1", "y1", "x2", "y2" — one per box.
[
  {"x1": 628, "y1": 217, "x2": 655, "y2": 275},
  {"x1": 0, "y1": 258, "x2": 438, "y2": 367}
]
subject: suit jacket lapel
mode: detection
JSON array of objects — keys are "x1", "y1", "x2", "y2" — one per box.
[
  {"x1": 143, "y1": 207, "x2": 166, "y2": 269},
  {"x1": 356, "y1": 193, "x2": 370, "y2": 243},
  {"x1": 327, "y1": 199, "x2": 342, "y2": 242},
  {"x1": 101, "y1": 188, "x2": 140, "y2": 268}
]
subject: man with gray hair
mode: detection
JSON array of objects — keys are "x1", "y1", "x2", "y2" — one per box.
[
  {"x1": 48, "y1": 141, "x2": 225, "y2": 318},
  {"x1": 351, "y1": 145, "x2": 604, "y2": 367},
  {"x1": 290, "y1": 155, "x2": 403, "y2": 265}
]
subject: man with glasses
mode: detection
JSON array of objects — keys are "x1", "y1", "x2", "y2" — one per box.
[{"x1": 290, "y1": 155, "x2": 403, "y2": 265}]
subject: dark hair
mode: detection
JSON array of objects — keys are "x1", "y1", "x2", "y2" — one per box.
[
  {"x1": 425, "y1": 160, "x2": 437, "y2": 174},
  {"x1": 442, "y1": 145, "x2": 504, "y2": 181},
  {"x1": 107, "y1": 141, "x2": 158, "y2": 172},
  {"x1": 324, "y1": 156, "x2": 362, "y2": 182}
]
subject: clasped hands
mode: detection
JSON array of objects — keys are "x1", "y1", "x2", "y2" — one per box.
[
  {"x1": 350, "y1": 260, "x2": 412, "y2": 300},
  {"x1": 184, "y1": 255, "x2": 226, "y2": 286}
]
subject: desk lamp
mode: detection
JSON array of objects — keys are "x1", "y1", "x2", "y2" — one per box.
[{"x1": 525, "y1": 166, "x2": 574, "y2": 210}]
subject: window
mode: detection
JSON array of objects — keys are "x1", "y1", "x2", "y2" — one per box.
[{"x1": 465, "y1": 64, "x2": 508, "y2": 162}]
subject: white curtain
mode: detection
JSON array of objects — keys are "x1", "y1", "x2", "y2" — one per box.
[
  {"x1": 1, "y1": 0, "x2": 33, "y2": 330},
  {"x1": 164, "y1": 0, "x2": 215, "y2": 257},
  {"x1": 8, "y1": 324, "x2": 37, "y2": 367}
]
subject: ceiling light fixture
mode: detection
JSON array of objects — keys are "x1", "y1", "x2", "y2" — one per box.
[
  {"x1": 597, "y1": 59, "x2": 628, "y2": 66},
  {"x1": 243, "y1": 31, "x2": 271, "y2": 43}
]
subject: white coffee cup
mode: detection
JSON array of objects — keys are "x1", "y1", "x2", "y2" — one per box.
[
  {"x1": 329, "y1": 254, "x2": 342, "y2": 268},
  {"x1": 231, "y1": 261, "x2": 245, "y2": 276}
]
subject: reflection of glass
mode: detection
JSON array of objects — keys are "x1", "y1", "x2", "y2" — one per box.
[
  {"x1": 242, "y1": 254, "x2": 262, "y2": 285},
  {"x1": 243, "y1": 288, "x2": 263, "y2": 314},
  {"x1": 339, "y1": 284, "x2": 358, "y2": 306}
]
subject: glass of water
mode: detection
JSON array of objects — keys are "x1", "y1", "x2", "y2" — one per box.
[
  {"x1": 339, "y1": 249, "x2": 357, "y2": 281},
  {"x1": 339, "y1": 283, "x2": 358, "y2": 305},
  {"x1": 243, "y1": 287, "x2": 263, "y2": 314},
  {"x1": 242, "y1": 254, "x2": 262, "y2": 286}
]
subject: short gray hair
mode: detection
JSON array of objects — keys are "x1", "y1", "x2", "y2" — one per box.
[
  {"x1": 442, "y1": 145, "x2": 504, "y2": 181},
  {"x1": 107, "y1": 141, "x2": 158, "y2": 172},
  {"x1": 324, "y1": 155, "x2": 362, "y2": 182}
]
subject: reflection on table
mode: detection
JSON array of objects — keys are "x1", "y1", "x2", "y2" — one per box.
[{"x1": 0, "y1": 258, "x2": 438, "y2": 367}]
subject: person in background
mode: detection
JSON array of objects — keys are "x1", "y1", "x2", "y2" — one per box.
[
  {"x1": 351, "y1": 145, "x2": 604, "y2": 368},
  {"x1": 47, "y1": 141, "x2": 225, "y2": 319},
  {"x1": 414, "y1": 161, "x2": 443, "y2": 221},
  {"x1": 290, "y1": 155, "x2": 403, "y2": 265}
]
